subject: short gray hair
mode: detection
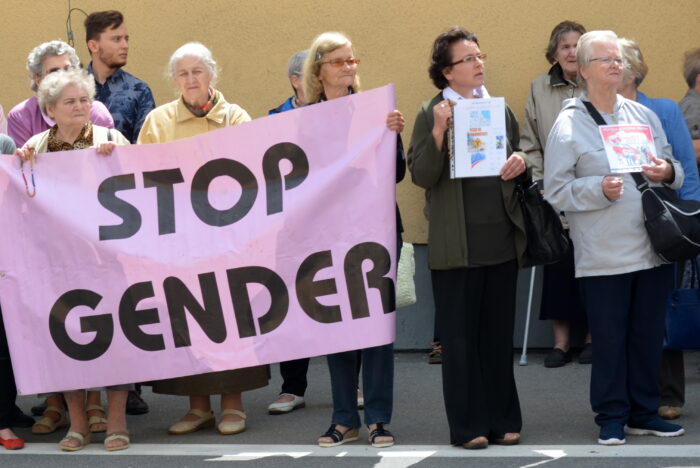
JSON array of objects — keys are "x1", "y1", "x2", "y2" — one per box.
[
  {"x1": 37, "y1": 69, "x2": 95, "y2": 115},
  {"x1": 576, "y1": 30, "x2": 620, "y2": 89},
  {"x1": 287, "y1": 50, "x2": 308, "y2": 78},
  {"x1": 168, "y1": 42, "x2": 218, "y2": 85},
  {"x1": 619, "y1": 38, "x2": 648, "y2": 88},
  {"x1": 27, "y1": 40, "x2": 81, "y2": 93}
]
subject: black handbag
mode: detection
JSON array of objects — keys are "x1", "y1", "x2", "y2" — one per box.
[
  {"x1": 664, "y1": 259, "x2": 700, "y2": 349},
  {"x1": 517, "y1": 178, "x2": 570, "y2": 267},
  {"x1": 584, "y1": 101, "x2": 700, "y2": 262}
]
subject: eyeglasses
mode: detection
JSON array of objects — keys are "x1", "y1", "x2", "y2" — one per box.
[
  {"x1": 41, "y1": 64, "x2": 75, "y2": 77},
  {"x1": 450, "y1": 54, "x2": 487, "y2": 66},
  {"x1": 320, "y1": 58, "x2": 361, "y2": 68},
  {"x1": 588, "y1": 56, "x2": 624, "y2": 67}
]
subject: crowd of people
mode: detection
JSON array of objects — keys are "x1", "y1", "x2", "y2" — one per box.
[{"x1": 0, "y1": 10, "x2": 699, "y2": 453}]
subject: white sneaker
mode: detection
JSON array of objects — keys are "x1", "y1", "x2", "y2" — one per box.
[{"x1": 268, "y1": 393, "x2": 305, "y2": 414}]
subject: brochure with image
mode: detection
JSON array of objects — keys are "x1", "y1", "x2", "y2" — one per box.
[
  {"x1": 449, "y1": 97, "x2": 506, "y2": 178},
  {"x1": 599, "y1": 124, "x2": 656, "y2": 173}
]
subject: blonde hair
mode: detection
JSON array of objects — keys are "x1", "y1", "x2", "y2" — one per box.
[
  {"x1": 302, "y1": 31, "x2": 360, "y2": 103},
  {"x1": 619, "y1": 38, "x2": 648, "y2": 88}
]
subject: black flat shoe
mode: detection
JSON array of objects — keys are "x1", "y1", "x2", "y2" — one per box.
[
  {"x1": 544, "y1": 348, "x2": 572, "y2": 368},
  {"x1": 578, "y1": 343, "x2": 593, "y2": 364}
]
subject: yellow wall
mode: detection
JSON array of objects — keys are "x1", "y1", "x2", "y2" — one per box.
[{"x1": 3, "y1": 0, "x2": 699, "y2": 242}]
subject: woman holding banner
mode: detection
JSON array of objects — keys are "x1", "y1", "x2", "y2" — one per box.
[
  {"x1": 15, "y1": 68, "x2": 131, "y2": 451},
  {"x1": 407, "y1": 27, "x2": 527, "y2": 449},
  {"x1": 302, "y1": 31, "x2": 405, "y2": 449},
  {"x1": 137, "y1": 42, "x2": 269, "y2": 437}
]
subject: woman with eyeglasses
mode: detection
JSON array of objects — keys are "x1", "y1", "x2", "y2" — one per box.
[
  {"x1": 407, "y1": 26, "x2": 527, "y2": 450},
  {"x1": 520, "y1": 21, "x2": 592, "y2": 369},
  {"x1": 302, "y1": 31, "x2": 405, "y2": 449},
  {"x1": 544, "y1": 31, "x2": 685, "y2": 445}
]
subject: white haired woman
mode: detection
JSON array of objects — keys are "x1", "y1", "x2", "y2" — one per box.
[
  {"x1": 544, "y1": 31, "x2": 685, "y2": 445},
  {"x1": 15, "y1": 68, "x2": 130, "y2": 451},
  {"x1": 138, "y1": 42, "x2": 269, "y2": 436},
  {"x1": 8, "y1": 40, "x2": 113, "y2": 148},
  {"x1": 302, "y1": 31, "x2": 405, "y2": 449}
]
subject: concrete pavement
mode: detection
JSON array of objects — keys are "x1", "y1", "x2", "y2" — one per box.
[{"x1": 3, "y1": 350, "x2": 700, "y2": 467}]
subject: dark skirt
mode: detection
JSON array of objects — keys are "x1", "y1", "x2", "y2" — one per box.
[
  {"x1": 152, "y1": 366, "x2": 270, "y2": 396},
  {"x1": 539, "y1": 234, "x2": 586, "y2": 322}
]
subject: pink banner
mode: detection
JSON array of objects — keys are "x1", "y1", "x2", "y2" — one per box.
[{"x1": 0, "y1": 85, "x2": 398, "y2": 395}]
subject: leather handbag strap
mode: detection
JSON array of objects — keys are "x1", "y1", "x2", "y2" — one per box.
[{"x1": 582, "y1": 100, "x2": 647, "y2": 189}]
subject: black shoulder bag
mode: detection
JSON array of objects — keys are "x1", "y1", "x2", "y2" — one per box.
[
  {"x1": 517, "y1": 176, "x2": 570, "y2": 267},
  {"x1": 583, "y1": 100, "x2": 700, "y2": 262}
]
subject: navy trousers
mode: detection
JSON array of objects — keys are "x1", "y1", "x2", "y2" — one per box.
[{"x1": 579, "y1": 265, "x2": 672, "y2": 427}]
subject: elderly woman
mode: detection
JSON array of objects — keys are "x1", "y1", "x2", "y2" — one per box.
[
  {"x1": 521, "y1": 21, "x2": 591, "y2": 368},
  {"x1": 544, "y1": 31, "x2": 686, "y2": 445},
  {"x1": 8, "y1": 40, "x2": 113, "y2": 148},
  {"x1": 138, "y1": 42, "x2": 269, "y2": 436},
  {"x1": 15, "y1": 68, "x2": 130, "y2": 451},
  {"x1": 408, "y1": 26, "x2": 527, "y2": 450},
  {"x1": 618, "y1": 38, "x2": 700, "y2": 422},
  {"x1": 302, "y1": 31, "x2": 405, "y2": 448}
]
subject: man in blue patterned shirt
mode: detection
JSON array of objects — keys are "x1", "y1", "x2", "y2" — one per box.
[{"x1": 85, "y1": 10, "x2": 155, "y2": 143}]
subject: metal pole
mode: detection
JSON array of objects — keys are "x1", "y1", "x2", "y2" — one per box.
[{"x1": 519, "y1": 266, "x2": 537, "y2": 366}]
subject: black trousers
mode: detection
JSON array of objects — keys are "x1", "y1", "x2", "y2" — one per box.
[
  {"x1": 431, "y1": 260, "x2": 522, "y2": 445},
  {"x1": 0, "y1": 306, "x2": 19, "y2": 430},
  {"x1": 660, "y1": 350, "x2": 685, "y2": 407},
  {"x1": 279, "y1": 358, "x2": 310, "y2": 397}
]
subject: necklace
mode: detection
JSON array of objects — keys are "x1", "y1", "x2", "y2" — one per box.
[{"x1": 20, "y1": 148, "x2": 36, "y2": 198}]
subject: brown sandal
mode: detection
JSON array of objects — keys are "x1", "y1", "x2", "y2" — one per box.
[{"x1": 86, "y1": 405, "x2": 107, "y2": 433}]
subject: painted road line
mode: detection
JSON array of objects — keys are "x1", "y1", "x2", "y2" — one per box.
[{"x1": 2, "y1": 444, "x2": 700, "y2": 459}]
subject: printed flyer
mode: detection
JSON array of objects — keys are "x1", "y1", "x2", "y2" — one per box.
[
  {"x1": 599, "y1": 124, "x2": 656, "y2": 173},
  {"x1": 450, "y1": 97, "x2": 506, "y2": 178}
]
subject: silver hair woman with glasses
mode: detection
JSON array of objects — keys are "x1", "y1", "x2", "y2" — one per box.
[
  {"x1": 7, "y1": 40, "x2": 113, "y2": 148},
  {"x1": 544, "y1": 30, "x2": 686, "y2": 446},
  {"x1": 15, "y1": 68, "x2": 130, "y2": 452}
]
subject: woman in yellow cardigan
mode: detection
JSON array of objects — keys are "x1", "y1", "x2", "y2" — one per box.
[{"x1": 138, "y1": 42, "x2": 268, "y2": 436}]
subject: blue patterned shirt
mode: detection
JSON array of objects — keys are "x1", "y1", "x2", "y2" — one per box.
[{"x1": 88, "y1": 64, "x2": 155, "y2": 143}]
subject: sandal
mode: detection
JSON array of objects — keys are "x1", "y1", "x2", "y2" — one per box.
[
  {"x1": 32, "y1": 406, "x2": 68, "y2": 435},
  {"x1": 168, "y1": 409, "x2": 215, "y2": 435},
  {"x1": 86, "y1": 405, "x2": 107, "y2": 433},
  {"x1": 218, "y1": 409, "x2": 246, "y2": 435},
  {"x1": 59, "y1": 431, "x2": 91, "y2": 452},
  {"x1": 368, "y1": 423, "x2": 395, "y2": 448},
  {"x1": 318, "y1": 424, "x2": 359, "y2": 447},
  {"x1": 104, "y1": 431, "x2": 130, "y2": 452}
]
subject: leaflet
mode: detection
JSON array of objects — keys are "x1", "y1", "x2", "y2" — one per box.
[
  {"x1": 450, "y1": 97, "x2": 506, "y2": 178},
  {"x1": 599, "y1": 124, "x2": 656, "y2": 173}
]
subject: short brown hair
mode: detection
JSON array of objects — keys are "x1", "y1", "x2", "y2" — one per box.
[
  {"x1": 428, "y1": 27, "x2": 479, "y2": 90},
  {"x1": 545, "y1": 21, "x2": 586, "y2": 64},
  {"x1": 683, "y1": 48, "x2": 700, "y2": 89},
  {"x1": 84, "y1": 10, "x2": 124, "y2": 42}
]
